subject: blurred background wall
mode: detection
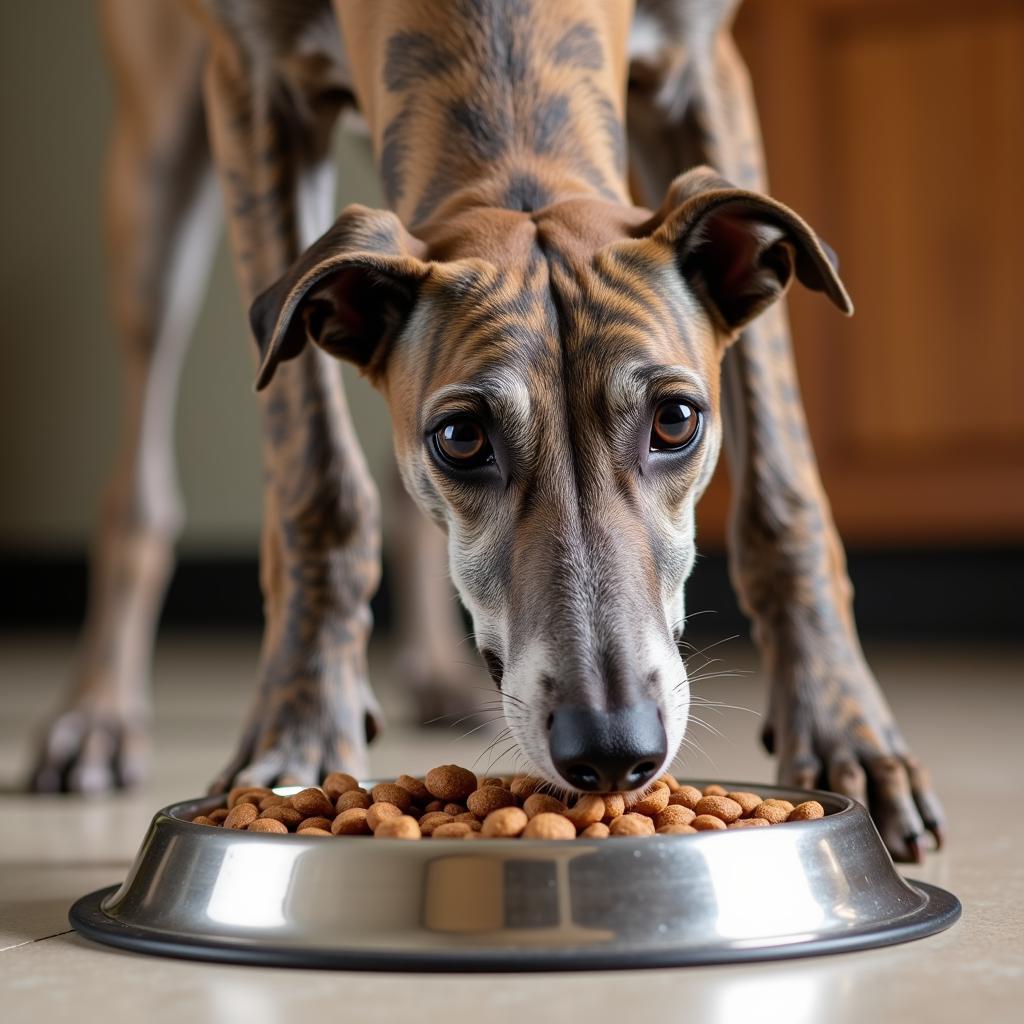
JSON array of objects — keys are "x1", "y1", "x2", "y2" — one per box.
[{"x1": 0, "y1": 0, "x2": 1020, "y2": 638}]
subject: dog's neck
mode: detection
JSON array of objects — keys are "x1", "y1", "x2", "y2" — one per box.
[{"x1": 338, "y1": 0, "x2": 633, "y2": 234}]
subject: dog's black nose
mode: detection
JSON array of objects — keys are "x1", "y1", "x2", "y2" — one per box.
[{"x1": 548, "y1": 702, "x2": 666, "y2": 791}]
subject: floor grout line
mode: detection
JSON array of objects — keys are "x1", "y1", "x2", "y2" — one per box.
[{"x1": 1, "y1": 929, "x2": 75, "y2": 954}]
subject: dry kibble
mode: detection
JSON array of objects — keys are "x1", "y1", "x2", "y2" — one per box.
[
  {"x1": 289, "y1": 788, "x2": 334, "y2": 818},
  {"x1": 373, "y1": 815, "x2": 421, "y2": 839},
  {"x1": 788, "y1": 801, "x2": 825, "y2": 821},
  {"x1": 692, "y1": 814, "x2": 728, "y2": 831},
  {"x1": 322, "y1": 772, "x2": 360, "y2": 801},
  {"x1": 297, "y1": 816, "x2": 334, "y2": 832},
  {"x1": 481, "y1": 806, "x2": 528, "y2": 838},
  {"x1": 418, "y1": 812, "x2": 455, "y2": 835},
  {"x1": 467, "y1": 786, "x2": 516, "y2": 817},
  {"x1": 609, "y1": 813, "x2": 657, "y2": 836},
  {"x1": 694, "y1": 796, "x2": 743, "y2": 824},
  {"x1": 654, "y1": 805, "x2": 696, "y2": 829},
  {"x1": 259, "y1": 805, "x2": 304, "y2": 829},
  {"x1": 191, "y1": 773, "x2": 831, "y2": 841},
  {"x1": 432, "y1": 822, "x2": 474, "y2": 838},
  {"x1": 523, "y1": 793, "x2": 568, "y2": 819},
  {"x1": 425, "y1": 764, "x2": 478, "y2": 803},
  {"x1": 223, "y1": 803, "x2": 258, "y2": 830},
  {"x1": 726, "y1": 791, "x2": 764, "y2": 816},
  {"x1": 631, "y1": 783, "x2": 670, "y2": 817},
  {"x1": 249, "y1": 818, "x2": 288, "y2": 834},
  {"x1": 336, "y1": 790, "x2": 372, "y2": 813},
  {"x1": 602, "y1": 794, "x2": 626, "y2": 822},
  {"x1": 567, "y1": 795, "x2": 605, "y2": 830},
  {"x1": 751, "y1": 802, "x2": 790, "y2": 825},
  {"x1": 523, "y1": 813, "x2": 577, "y2": 840},
  {"x1": 331, "y1": 808, "x2": 371, "y2": 835},
  {"x1": 394, "y1": 774, "x2": 432, "y2": 804},
  {"x1": 370, "y1": 783, "x2": 413, "y2": 812},
  {"x1": 670, "y1": 785, "x2": 703, "y2": 810}
]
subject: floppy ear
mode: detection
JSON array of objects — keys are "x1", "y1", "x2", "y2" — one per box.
[
  {"x1": 648, "y1": 166, "x2": 853, "y2": 336},
  {"x1": 249, "y1": 205, "x2": 430, "y2": 390}
]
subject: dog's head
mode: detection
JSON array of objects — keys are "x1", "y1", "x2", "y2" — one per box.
[{"x1": 250, "y1": 166, "x2": 850, "y2": 793}]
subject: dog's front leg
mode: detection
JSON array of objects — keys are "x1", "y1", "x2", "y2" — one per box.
[
  {"x1": 628, "y1": 1, "x2": 944, "y2": 860},
  {"x1": 197, "y1": 20, "x2": 382, "y2": 790}
]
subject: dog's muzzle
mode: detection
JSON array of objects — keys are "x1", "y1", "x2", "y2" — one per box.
[{"x1": 548, "y1": 701, "x2": 666, "y2": 792}]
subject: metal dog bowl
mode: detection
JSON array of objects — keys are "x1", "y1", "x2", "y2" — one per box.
[{"x1": 70, "y1": 781, "x2": 959, "y2": 971}]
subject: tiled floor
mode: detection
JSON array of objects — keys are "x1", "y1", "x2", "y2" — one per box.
[{"x1": 0, "y1": 632, "x2": 1021, "y2": 1022}]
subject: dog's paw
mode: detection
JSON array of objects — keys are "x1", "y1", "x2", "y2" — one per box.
[
  {"x1": 28, "y1": 706, "x2": 149, "y2": 793},
  {"x1": 208, "y1": 671, "x2": 384, "y2": 794},
  {"x1": 767, "y1": 663, "x2": 945, "y2": 863}
]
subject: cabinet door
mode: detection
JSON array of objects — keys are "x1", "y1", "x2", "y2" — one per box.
[{"x1": 697, "y1": 0, "x2": 1024, "y2": 548}]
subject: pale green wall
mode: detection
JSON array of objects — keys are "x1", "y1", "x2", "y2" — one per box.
[{"x1": 0, "y1": 2, "x2": 396, "y2": 555}]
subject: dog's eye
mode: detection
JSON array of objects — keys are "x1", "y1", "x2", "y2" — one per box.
[
  {"x1": 651, "y1": 401, "x2": 700, "y2": 451},
  {"x1": 434, "y1": 418, "x2": 493, "y2": 468}
]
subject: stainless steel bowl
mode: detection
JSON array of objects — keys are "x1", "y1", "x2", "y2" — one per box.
[{"x1": 70, "y1": 781, "x2": 959, "y2": 970}]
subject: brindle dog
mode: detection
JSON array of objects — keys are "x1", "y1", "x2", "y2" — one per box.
[{"x1": 32, "y1": 0, "x2": 943, "y2": 862}]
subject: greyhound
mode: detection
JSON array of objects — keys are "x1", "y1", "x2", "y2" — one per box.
[{"x1": 31, "y1": 0, "x2": 942, "y2": 862}]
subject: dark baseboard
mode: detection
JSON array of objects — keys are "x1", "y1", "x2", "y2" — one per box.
[{"x1": 0, "y1": 547, "x2": 1020, "y2": 641}]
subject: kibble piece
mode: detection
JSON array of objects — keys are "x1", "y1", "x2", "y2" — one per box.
[
  {"x1": 670, "y1": 785, "x2": 703, "y2": 810},
  {"x1": 602, "y1": 794, "x2": 626, "y2": 822},
  {"x1": 366, "y1": 802, "x2": 403, "y2": 831},
  {"x1": 702, "y1": 783, "x2": 728, "y2": 797},
  {"x1": 523, "y1": 813, "x2": 577, "y2": 840},
  {"x1": 579, "y1": 822, "x2": 611, "y2": 839},
  {"x1": 258, "y1": 794, "x2": 286, "y2": 811},
  {"x1": 609, "y1": 813, "x2": 656, "y2": 836},
  {"x1": 289, "y1": 788, "x2": 334, "y2": 818},
  {"x1": 425, "y1": 764, "x2": 478, "y2": 803},
  {"x1": 249, "y1": 818, "x2": 288, "y2": 834},
  {"x1": 658, "y1": 773, "x2": 681, "y2": 792},
  {"x1": 374, "y1": 815, "x2": 421, "y2": 839},
  {"x1": 631, "y1": 783, "x2": 670, "y2": 817},
  {"x1": 234, "y1": 792, "x2": 264, "y2": 808},
  {"x1": 509, "y1": 776, "x2": 543, "y2": 799},
  {"x1": 751, "y1": 802, "x2": 790, "y2": 825},
  {"x1": 432, "y1": 822, "x2": 474, "y2": 839},
  {"x1": 762, "y1": 798, "x2": 795, "y2": 813},
  {"x1": 208, "y1": 808, "x2": 229, "y2": 824},
  {"x1": 191, "y1": 815, "x2": 217, "y2": 827},
  {"x1": 726, "y1": 791, "x2": 763, "y2": 816},
  {"x1": 656, "y1": 824, "x2": 698, "y2": 835},
  {"x1": 322, "y1": 772, "x2": 360, "y2": 800},
  {"x1": 422, "y1": 799, "x2": 445, "y2": 814},
  {"x1": 297, "y1": 816, "x2": 333, "y2": 832},
  {"x1": 223, "y1": 803, "x2": 258, "y2": 830},
  {"x1": 369, "y1": 783, "x2": 413, "y2": 812},
  {"x1": 394, "y1": 774, "x2": 432, "y2": 804},
  {"x1": 523, "y1": 793, "x2": 568, "y2": 819},
  {"x1": 467, "y1": 786, "x2": 516, "y2": 818},
  {"x1": 480, "y1": 806, "x2": 528, "y2": 838},
  {"x1": 788, "y1": 801, "x2": 825, "y2": 822},
  {"x1": 481, "y1": 776, "x2": 506, "y2": 788},
  {"x1": 728, "y1": 817, "x2": 771, "y2": 829},
  {"x1": 654, "y1": 805, "x2": 696, "y2": 829},
  {"x1": 692, "y1": 814, "x2": 728, "y2": 831},
  {"x1": 567, "y1": 795, "x2": 605, "y2": 830},
  {"x1": 331, "y1": 808, "x2": 371, "y2": 835},
  {"x1": 336, "y1": 790, "x2": 371, "y2": 813},
  {"x1": 259, "y1": 805, "x2": 304, "y2": 829},
  {"x1": 418, "y1": 812, "x2": 455, "y2": 835},
  {"x1": 443, "y1": 802, "x2": 467, "y2": 817},
  {"x1": 298, "y1": 827, "x2": 332, "y2": 836},
  {"x1": 694, "y1": 796, "x2": 743, "y2": 824},
  {"x1": 228, "y1": 786, "x2": 269, "y2": 808}
]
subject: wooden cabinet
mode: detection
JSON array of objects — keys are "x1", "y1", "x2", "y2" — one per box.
[{"x1": 698, "y1": 0, "x2": 1024, "y2": 548}]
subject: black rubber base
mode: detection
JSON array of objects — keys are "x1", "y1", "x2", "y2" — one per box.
[{"x1": 70, "y1": 882, "x2": 961, "y2": 973}]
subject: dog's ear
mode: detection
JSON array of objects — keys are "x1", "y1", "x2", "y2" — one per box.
[
  {"x1": 647, "y1": 166, "x2": 852, "y2": 336},
  {"x1": 249, "y1": 205, "x2": 430, "y2": 390}
]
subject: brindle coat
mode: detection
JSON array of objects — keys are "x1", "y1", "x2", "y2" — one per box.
[{"x1": 32, "y1": 0, "x2": 942, "y2": 862}]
